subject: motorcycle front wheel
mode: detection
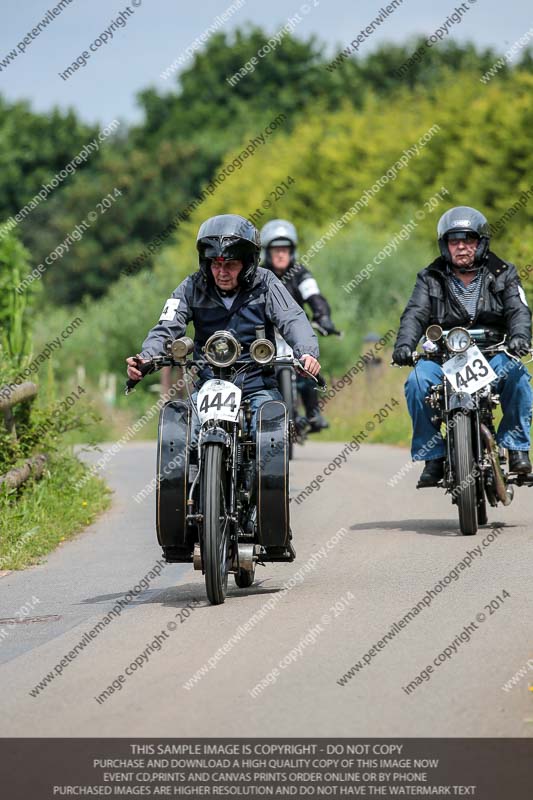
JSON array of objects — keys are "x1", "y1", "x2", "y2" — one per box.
[
  {"x1": 452, "y1": 412, "x2": 478, "y2": 536},
  {"x1": 202, "y1": 443, "x2": 230, "y2": 604}
]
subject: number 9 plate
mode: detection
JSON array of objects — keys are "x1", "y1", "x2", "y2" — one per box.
[
  {"x1": 442, "y1": 345, "x2": 498, "y2": 394},
  {"x1": 197, "y1": 379, "x2": 241, "y2": 423}
]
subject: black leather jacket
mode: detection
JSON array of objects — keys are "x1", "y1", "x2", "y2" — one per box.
[
  {"x1": 394, "y1": 251, "x2": 532, "y2": 350},
  {"x1": 268, "y1": 262, "x2": 331, "y2": 321}
]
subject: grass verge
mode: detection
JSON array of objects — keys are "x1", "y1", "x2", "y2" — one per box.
[
  {"x1": 316, "y1": 362, "x2": 411, "y2": 446},
  {"x1": 0, "y1": 450, "x2": 111, "y2": 571}
]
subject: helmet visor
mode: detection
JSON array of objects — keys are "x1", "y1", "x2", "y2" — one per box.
[{"x1": 446, "y1": 231, "x2": 480, "y2": 243}]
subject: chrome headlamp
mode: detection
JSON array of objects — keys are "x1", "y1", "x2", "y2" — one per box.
[
  {"x1": 203, "y1": 331, "x2": 241, "y2": 367},
  {"x1": 446, "y1": 327, "x2": 471, "y2": 354},
  {"x1": 249, "y1": 337, "x2": 275, "y2": 365},
  {"x1": 170, "y1": 337, "x2": 194, "y2": 360},
  {"x1": 425, "y1": 324, "x2": 443, "y2": 343}
]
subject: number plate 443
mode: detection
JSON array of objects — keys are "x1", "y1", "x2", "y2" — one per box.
[
  {"x1": 442, "y1": 345, "x2": 498, "y2": 394},
  {"x1": 197, "y1": 379, "x2": 241, "y2": 423}
]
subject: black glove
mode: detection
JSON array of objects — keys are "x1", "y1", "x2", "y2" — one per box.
[
  {"x1": 392, "y1": 345, "x2": 414, "y2": 366},
  {"x1": 315, "y1": 316, "x2": 338, "y2": 335},
  {"x1": 508, "y1": 336, "x2": 530, "y2": 357}
]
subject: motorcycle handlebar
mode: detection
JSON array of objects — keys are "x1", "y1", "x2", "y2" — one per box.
[
  {"x1": 389, "y1": 342, "x2": 532, "y2": 368},
  {"x1": 125, "y1": 355, "x2": 327, "y2": 393}
]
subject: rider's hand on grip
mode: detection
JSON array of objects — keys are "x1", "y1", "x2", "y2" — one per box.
[
  {"x1": 299, "y1": 353, "x2": 320, "y2": 376},
  {"x1": 508, "y1": 336, "x2": 531, "y2": 357},
  {"x1": 392, "y1": 345, "x2": 414, "y2": 367},
  {"x1": 125, "y1": 355, "x2": 152, "y2": 393},
  {"x1": 298, "y1": 354, "x2": 326, "y2": 389}
]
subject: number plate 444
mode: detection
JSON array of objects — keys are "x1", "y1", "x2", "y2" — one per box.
[
  {"x1": 197, "y1": 379, "x2": 241, "y2": 423},
  {"x1": 442, "y1": 345, "x2": 498, "y2": 394}
]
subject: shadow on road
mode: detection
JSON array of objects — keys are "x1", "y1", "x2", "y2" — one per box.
[
  {"x1": 77, "y1": 576, "x2": 291, "y2": 611},
  {"x1": 348, "y1": 519, "x2": 516, "y2": 537}
]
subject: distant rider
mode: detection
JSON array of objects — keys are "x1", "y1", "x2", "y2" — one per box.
[{"x1": 261, "y1": 218, "x2": 338, "y2": 431}]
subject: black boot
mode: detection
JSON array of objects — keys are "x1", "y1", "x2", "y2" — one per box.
[
  {"x1": 508, "y1": 450, "x2": 532, "y2": 474},
  {"x1": 300, "y1": 378, "x2": 327, "y2": 432},
  {"x1": 417, "y1": 458, "x2": 445, "y2": 487},
  {"x1": 308, "y1": 413, "x2": 329, "y2": 432}
]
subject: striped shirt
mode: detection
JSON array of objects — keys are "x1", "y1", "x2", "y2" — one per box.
[{"x1": 447, "y1": 269, "x2": 483, "y2": 321}]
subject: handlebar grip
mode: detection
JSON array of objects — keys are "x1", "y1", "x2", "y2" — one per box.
[
  {"x1": 390, "y1": 351, "x2": 418, "y2": 367},
  {"x1": 125, "y1": 377, "x2": 139, "y2": 392},
  {"x1": 125, "y1": 360, "x2": 154, "y2": 394}
]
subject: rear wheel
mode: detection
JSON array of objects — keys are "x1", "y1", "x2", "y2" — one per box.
[
  {"x1": 452, "y1": 413, "x2": 478, "y2": 536},
  {"x1": 278, "y1": 368, "x2": 294, "y2": 460},
  {"x1": 203, "y1": 444, "x2": 229, "y2": 604}
]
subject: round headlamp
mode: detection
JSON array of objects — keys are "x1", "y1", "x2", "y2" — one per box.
[
  {"x1": 203, "y1": 331, "x2": 241, "y2": 367},
  {"x1": 425, "y1": 324, "x2": 443, "y2": 343},
  {"x1": 170, "y1": 337, "x2": 194, "y2": 360},
  {"x1": 250, "y1": 338, "x2": 275, "y2": 365},
  {"x1": 446, "y1": 327, "x2": 471, "y2": 354}
]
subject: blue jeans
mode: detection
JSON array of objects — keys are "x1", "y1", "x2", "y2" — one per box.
[{"x1": 405, "y1": 353, "x2": 532, "y2": 461}]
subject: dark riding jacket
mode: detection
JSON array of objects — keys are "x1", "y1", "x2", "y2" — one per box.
[
  {"x1": 268, "y1": 262, "x2": 331, "y2": 320},
  {"x1": 394, "y1": 251, "x2": 532, "y2": 350},
  {"x1": 140, "y1": 267, "x2": 319, "y2": 394}
]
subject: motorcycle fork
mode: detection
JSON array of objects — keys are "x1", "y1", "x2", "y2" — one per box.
[
  {"x1": 443, "y1": 380, "x2": 453, "y2": 486},
  {"x1": 471, "y1": 399, "x2": 488, "y2": 514}
]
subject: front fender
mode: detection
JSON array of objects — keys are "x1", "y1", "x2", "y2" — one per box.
[
  {"x1": 448, "y1": 391, "x2": 475, "y2": 412},
  {"x1": 199, "y1": 427, "x2": 231, "y2": 447}
]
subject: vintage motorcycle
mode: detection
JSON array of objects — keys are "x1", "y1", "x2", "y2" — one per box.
[
  {"x1": 126, "y1": 329, "x2": 325, "y2": 604},
  {"x1": 404, "y1": 325, "x2": 533, "y2": 536},
  {"x1": 275, "y1": 320, "x2": 342, "y2": 459}
]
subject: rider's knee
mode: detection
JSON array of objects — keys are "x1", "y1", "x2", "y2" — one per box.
[
  {"x1": 405, "y1": 369, "x2": 425, "y2": 397},
  {"x1": 497, "y1": 357, "x2": 530, "y2": 385}
]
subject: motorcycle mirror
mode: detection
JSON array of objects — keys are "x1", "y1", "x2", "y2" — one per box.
[
  {"x1": 171, "y1": 337, "x2": 194, "y2": 360},
  {"x1": 426, "y1": 324, "x2": 443, "y2": 342}
]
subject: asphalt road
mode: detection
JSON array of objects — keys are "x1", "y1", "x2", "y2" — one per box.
[{"x1": 1, "y1": 439, "x2": 532, "y2": 736}]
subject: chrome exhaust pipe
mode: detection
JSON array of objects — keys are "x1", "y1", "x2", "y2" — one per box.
[{"x1": 480, "y1": 423, "x2": 513, "y2": 506}]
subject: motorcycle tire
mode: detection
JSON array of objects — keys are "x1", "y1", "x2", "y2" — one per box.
[
  {"x1": 203, "y1": 443, "x2": 229, "y2": 605},
  {"x1": 452, "y1": 413, "x2": 478, "y2": 536}
]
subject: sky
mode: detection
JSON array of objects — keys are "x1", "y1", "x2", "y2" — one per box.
[{"x1": 0, "y1": 0, "x2": 531, "y2": 127}]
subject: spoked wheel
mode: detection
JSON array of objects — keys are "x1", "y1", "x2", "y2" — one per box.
[
  {"x1": 278, "y1": 368, "x2": 294, "y2": 460},
  {"x1": 452, "y1": 412, "x2": 478, "y2": 536},
  {"x1": 202, "y1": 443, "x2": 230, "y2": 605}
]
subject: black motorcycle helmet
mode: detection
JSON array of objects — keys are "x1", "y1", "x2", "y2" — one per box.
[
  {"x1": 437, "y1": 206, "x2": 491, "y2": 270},
  {"x1": 196, "y1": 214, "x2": 261, "y2": 289}
]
